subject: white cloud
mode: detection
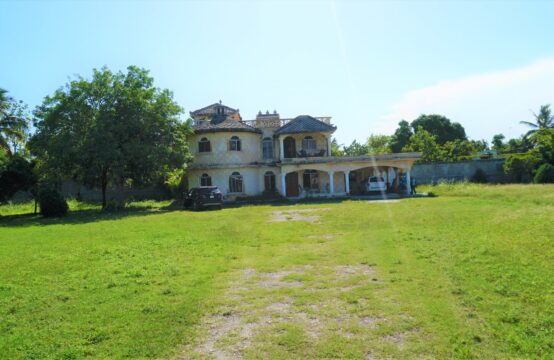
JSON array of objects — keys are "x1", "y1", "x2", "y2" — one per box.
[{"x1": 375, "y1": 58, "x2": 554, "y2": 141}]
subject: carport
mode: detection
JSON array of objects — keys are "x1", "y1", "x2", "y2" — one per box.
[{"x1": 279, "y1": 152, "x2": 421, "y2": 198}]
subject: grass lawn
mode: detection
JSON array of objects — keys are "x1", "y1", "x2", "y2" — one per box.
[{"x1": 1, "y1": 184, "x2": 553, "y2": 359}]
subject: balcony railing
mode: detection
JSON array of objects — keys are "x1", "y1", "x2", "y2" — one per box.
[{"x1": 285, "y1": 148, "x2": 328, "y2": 158}]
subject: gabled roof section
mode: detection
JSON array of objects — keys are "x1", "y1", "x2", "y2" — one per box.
[
  {"x1": 190, "y1": 102, "x2": 238, "y2": 117},
  {"x1": 275, "y1": 115, "x2": 336, "y2": 135},
  {"x1": 193, "y1": 119, "x2": 262, "y2": 134}
]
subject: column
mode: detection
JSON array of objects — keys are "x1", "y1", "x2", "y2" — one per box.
[
  {"x1": 406, "y1": 169, "x2": 412, "y2": 195},
  {"x1": 344, "y1": 170, "x2": 350, "y2": 194},
  {"x1": 279, "y1": 136, "x2": 285, "y2": 161},
  {"x1": 328, "y1": 171, "x2": 334, "y2": 194},
  {"x1": 327, "y1": 135, "x2": 332, "y2": 157},
  {"x1": 280, "y1": 171, "x2": 286, "y2": 196}
]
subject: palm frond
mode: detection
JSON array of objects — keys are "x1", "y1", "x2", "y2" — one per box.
[{"x1": 520, "y1": 120, "x2": 539, "y2": 128}]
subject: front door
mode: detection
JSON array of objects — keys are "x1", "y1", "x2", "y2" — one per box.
[
  {"x1": 283, "y1": 137, "x2": 296, "y2": 158},
  {"x1": 285, "y1": 172, "x2": 299, "y2": 197}
]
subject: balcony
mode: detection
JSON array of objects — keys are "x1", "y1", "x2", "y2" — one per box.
[{"x1": 295, "y1": 148, "x2": 328, "y2": 158}]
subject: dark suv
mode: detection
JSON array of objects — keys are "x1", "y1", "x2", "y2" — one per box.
[{"x1": 184, "y1": 187, "x2": 223, "y2": 210}]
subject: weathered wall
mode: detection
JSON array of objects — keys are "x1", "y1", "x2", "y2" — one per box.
[
  {"x1": 190, "y1": 132, "x2": 264, "y2": 165},
  {"x1": 10, "y1": 181, "x2": 170, "y2": 203},
  {"x1": 187, "y1": 166, "x2": 281, "y2": 198},
  {"x1": 60, "y1": 181, "x2": 170, "y2": 202},
  {"x1": 411, "y1": 159, "x2": 509, "y2": 184}
]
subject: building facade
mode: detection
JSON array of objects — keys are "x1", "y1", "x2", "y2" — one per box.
[{"x1": 187, "y1": 102, "x2": 421, "y2": 200}]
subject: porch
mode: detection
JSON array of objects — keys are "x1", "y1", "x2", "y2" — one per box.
[{"x1": 278, "y1": 153, "x2": 421, "y2": 198}]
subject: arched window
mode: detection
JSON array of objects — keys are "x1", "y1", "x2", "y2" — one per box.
[
  {"x1": 262, "y1": 137, "x2": 273, "y2": 159},
  {"x1": 302, "y1": 136, "x2": 316, "y2": 151},
  {"x1": 198, "y1": 137, "x2": 211, "y2": 153},
  {"x1": 302, "y1": 169, "x2": 319, "y2": 190},
  {"x1": 264, "y1": 171, "x2": 276, "y2": 191},
  {"x1": 229, "y1": 136, "x2": 241, "y2": 151},
  {"x1": 229, "y1": 172, "x2": 243, "y2": 193},
  {"x1": 200, "y1": 173, "x2": 212, "y2": 187}
]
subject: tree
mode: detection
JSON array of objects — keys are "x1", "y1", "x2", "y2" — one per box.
[
  {"x1": 402, "y1": 127, "x2": 443, "y2": 163},
  {"x1": 491, "y1": 134, "x2": 506, "y2": 152},
  {"x1": 503, "y1": 152, "x2": 541, "y2": 182},
  {"x1": 366, "y1": 134, "x2": 392, "y2": 154},
  {"x1": 390, "y1": 120, "x2": 413, "y2": 153},
  {"x1": 505, "y1": 135, "x2": 533, "y2": 153},
  {"x1": 0, "y1": 156, "x2": 37, "y2": 202},
  {"x1": 330, "y1": 138, "x2": 344, "y2": 157},
  {"x1": 520, "y1": 104, "x2": 554, "y2": 136},
  {"x1": 529, "y1": 128, "x2": 554, "y2": 166},
  {"x1": 441, "y1": 139, "x2": 477, "y2": 161},
  {"x1": 343, "y1": 140, "x2": 369, "y2": 156},
  {"x1": 29, "y1": 66, "x2": 192, "y2": 208},
  {"x1": 534, "y1": 163, "x2": 554, "y2": 183},
  {"x1": 410, "y1": 114, "x2": 467, "y2": 145},
  {"x1": 0, "y1": 88, "x2": 29, "y2": 156}
]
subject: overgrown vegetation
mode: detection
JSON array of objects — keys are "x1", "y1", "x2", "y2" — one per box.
[
  {"x1": 37, "y1": 188, "x2": 68, "y2": 217},
  {"x1": 1, "y1": 184, "x2": 553, "y2": 358}
]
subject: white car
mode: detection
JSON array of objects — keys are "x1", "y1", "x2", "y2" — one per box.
[{"x1": 366, "y1": 176, "x2": 386, "y2": 192}]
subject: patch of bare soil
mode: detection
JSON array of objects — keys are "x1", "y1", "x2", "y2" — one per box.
[
  {"x1": 186, "y1": 264, "x2": 396, "y2": 359},
  {"x1": 269, "y1": 208, "x2": 330, "y2": 224}
]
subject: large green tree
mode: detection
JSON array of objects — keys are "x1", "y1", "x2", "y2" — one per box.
[
  {"x1": 390, "y1": 120, "x2": 413, "y2": 153},
  {"x1": 0, "y1": 88, "x2": 29, "y2": 156},
  {"x1": 520, "y1": 104, "x2": 554, "y2": 136},
  {"x1": 30, "y1": 66, "x2": 192, "y2": 208},
  {"x1": 366, "y1": 134, "x2": 392, "y2": 154},
  {"x1": 410, "y1": 114, "x2": 467, "y2": 145},
  {"x1": 402, "y1": 127, "x2": 443, "y2": 163},
  {"x1": 343, "y1": 140, "x2": 369, "y2": 156}
]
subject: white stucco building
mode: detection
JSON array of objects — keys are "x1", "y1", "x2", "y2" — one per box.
[{"x1": 187, "y1": 102, "x2": 421, "y2": 200}]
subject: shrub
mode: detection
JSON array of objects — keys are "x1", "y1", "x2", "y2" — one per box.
[
  {"x1": 103, "y1": 199, "x2": 124, "y2": 212},
  {"x1": 503, "y1": 152, "x2": 541, "y2": 183},
  {"x1": 533, "y1": 163, "x2": 554, "y2": 184},
  {"x1": 38, "y1": 188, "x2": 68, "y2": 217},
  {"x1": 470, "y1": 168, "x2": 488, "y2": 183}
]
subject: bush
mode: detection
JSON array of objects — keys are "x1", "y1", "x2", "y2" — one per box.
[
  {"x1": 533, "y1": 163, "x2": 554, "y2": 184},
  {"x1": 38, "y1": 188, "x2": 68, "y2": 217},
  {"x1": 103, "y1": 199, "x2": 125, "y2": 212},
  {"x1": 470, "y1": 168, "x2": 488, "y2": 183}
]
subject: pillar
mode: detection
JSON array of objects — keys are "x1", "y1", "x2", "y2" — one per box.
[
  {"x1": 327, "y1": 135, "x2": 332, "y2": 157},
  {"x1": 281, "y1": 171, "x2": 286, "y2": 196},
  {"x1": 406, "y1": 169, "x2": 412, "y2": 195},
  {"x1": 344, "y1": 170, "x2": 350, "y2": 194},
  {"x1": 279, "y1": 136, "x2": 285, "y2": 161},
  {"x1": 328, "y1": 171, "x2": 334, "y2": 194}
]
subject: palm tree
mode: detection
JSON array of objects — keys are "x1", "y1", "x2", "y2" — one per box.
[
  {"x1": 0, "y1": 88, "x2": 26, "y2": 156},
  {"x1": 520, "y1": 104, "x2": 554, "y2": 136}
]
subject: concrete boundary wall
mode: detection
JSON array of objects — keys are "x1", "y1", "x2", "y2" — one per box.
[{"x1": 411, "y1": 159, "x2": 510, "y2": 184}]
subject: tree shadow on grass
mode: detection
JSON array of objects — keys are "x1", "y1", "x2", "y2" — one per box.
[{"x1": 0, "y1": 201, "x2": 185, "y2": 228}]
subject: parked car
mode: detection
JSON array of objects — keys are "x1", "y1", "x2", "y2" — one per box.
[
  {"x1": 184, "y1": 187, "x2": 223, "y2": 210},
  {"x1": 366, "y1": 176, "x2": 386, "y2": 192}
]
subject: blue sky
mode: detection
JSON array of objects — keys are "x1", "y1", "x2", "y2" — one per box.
[{"x1": 2, "y1": 0, "x2": 554, "y2": 145}]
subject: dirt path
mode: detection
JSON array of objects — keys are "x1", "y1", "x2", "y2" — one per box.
[{"x1": 181, "y1": 260, "x2": 420, "y2": 359}]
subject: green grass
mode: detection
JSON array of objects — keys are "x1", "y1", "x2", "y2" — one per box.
[{"x1": 1, "y1": 184, "x2": 553, "y2": 359}]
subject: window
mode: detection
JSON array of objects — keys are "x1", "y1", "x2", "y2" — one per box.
[
  {"x1": 264, "y1": 171, "x2": 276, "y2": 191},
  {"x1": 302, "y1": 136, "x2": 317, "y2": 151},
  {"x1": 229, "y1": 172, "x2": 243, "y2": 193},
  {"x1": 229, "y1": 136, "x2": 241, "y2": 151},
  {"x1": 200, "y1": 173, "x2": 212, "y2": 187},
  {"x1": 262, "y1": 137, "x2": 273, "y2": 159},
  {"x1": 302, "y1": 169, "x2": 319, "y2": 190},
  {"x1": 198, "y1": 137, "x2": 211, "y2": 153}
]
